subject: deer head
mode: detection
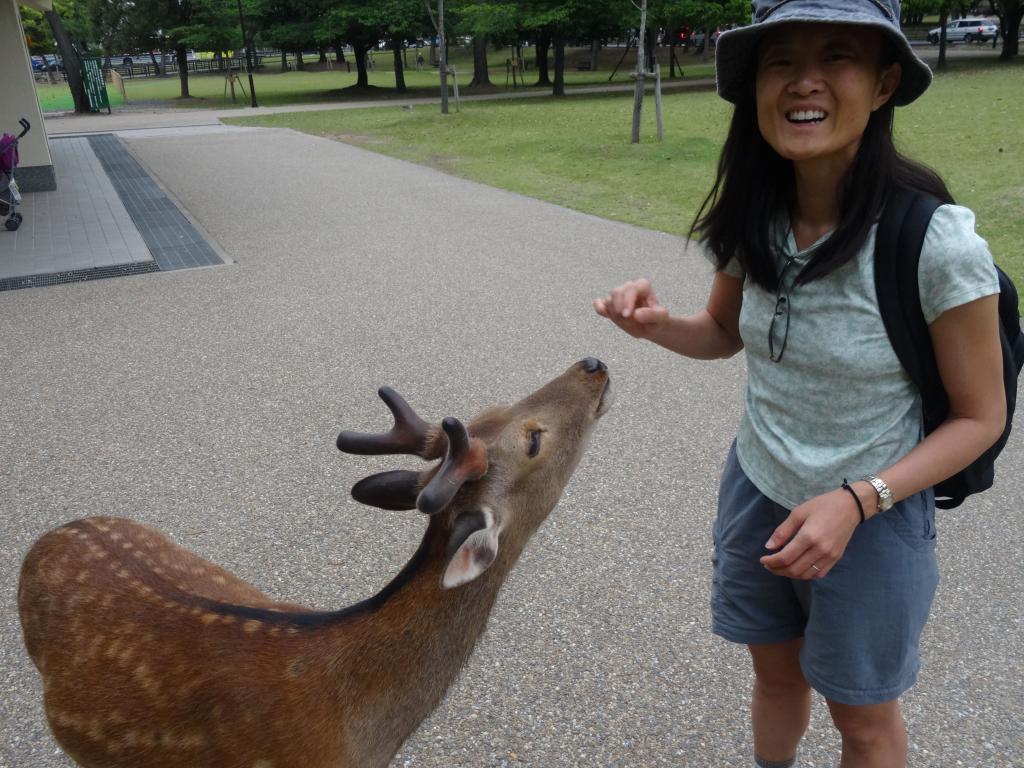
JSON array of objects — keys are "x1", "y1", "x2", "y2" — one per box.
[{"x1": 338, "y1": 357, "x2": 612, "y2": 588}]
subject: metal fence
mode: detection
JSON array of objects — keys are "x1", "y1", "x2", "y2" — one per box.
[{"x1": 37, "y1": 55, "x2": 265, "y2": 84}]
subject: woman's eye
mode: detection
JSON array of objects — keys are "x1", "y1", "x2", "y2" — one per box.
[{"x1": 527, "y1": 431, "x2": 542, "y2": 458}]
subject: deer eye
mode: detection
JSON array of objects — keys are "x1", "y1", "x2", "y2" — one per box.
[{"x1": 527, "y1": 430, "x2": 542, "y2": 458}]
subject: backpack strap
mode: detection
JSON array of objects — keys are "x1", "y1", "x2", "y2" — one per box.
[{"x1": 873, "y1": 188, "x2": 948, "y2": 433}]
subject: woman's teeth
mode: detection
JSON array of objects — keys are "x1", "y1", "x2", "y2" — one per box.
[{"x1": 787, "y1": 110, "x2": 827, "y2": 123}]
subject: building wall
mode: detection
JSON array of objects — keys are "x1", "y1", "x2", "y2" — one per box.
[{"x1": 1, "y1": 0, "x2": 55, "y2": 192}]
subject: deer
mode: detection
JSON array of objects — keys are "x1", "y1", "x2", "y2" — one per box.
[{"x1": 18, "y1": 357, "x2": 612, "y2": 768}]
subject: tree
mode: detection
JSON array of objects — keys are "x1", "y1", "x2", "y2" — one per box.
[
  {"x1": 376, "y1": 0, "x2": 432, "y2": 93},
  {"x1": 520, "y1": 0, "x2": 595, "y2": 96},
  {"x1": 23, "y1": 0, "x2": 100, "y2": 112},
  {"x1": 937, "y1": 2, "x2": 949, "y2": 70},
  {"x1": 320, "y1": 1, "x2": 387, "y2": 89},
  {"x1": 992, "y1": 0, "x2": 1022, "y2": 59},
  {"x1": 452, "y1": 1, "x2": 519, "y2": 88},
  {"x1": 45, "y1": 8, "x2": 88, "y2": 112}
]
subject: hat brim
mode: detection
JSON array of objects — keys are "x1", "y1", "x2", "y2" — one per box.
[{"x1": 715, "y1": 13, "x2": 932, "y2": 107}]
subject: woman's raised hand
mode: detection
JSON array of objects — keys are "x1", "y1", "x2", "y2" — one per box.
[{"x1": 593, "y1": 278, "x2": 670, "y2": 340}]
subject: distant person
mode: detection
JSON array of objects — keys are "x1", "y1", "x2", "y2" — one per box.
[
  {"x1": 596, "y1": 1, "x2": 1004, "y2": 766},
  {"x1": 416, "y1": 50, "x2": 425, "y2": 70}
]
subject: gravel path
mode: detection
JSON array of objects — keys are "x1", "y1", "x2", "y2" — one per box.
[{"x1": 2, "y1": 125, "x2": 1020, "y2": 767}]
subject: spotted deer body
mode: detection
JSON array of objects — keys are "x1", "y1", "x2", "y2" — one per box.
[{"x1": 18, "y1": 359, "x2": 612, "y2": 768}]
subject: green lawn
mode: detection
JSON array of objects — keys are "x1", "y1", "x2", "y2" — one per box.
[
  {"x1": 227, "y1": 58, "x2": 1023, "y2": 282},
  {"x1": 35, "y1": 45, "x2": 716, "y2": 112}
]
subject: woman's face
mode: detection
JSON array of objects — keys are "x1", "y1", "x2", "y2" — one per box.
[{"x1": 755, "y1": 23, "x2": 901, "y2": 174}]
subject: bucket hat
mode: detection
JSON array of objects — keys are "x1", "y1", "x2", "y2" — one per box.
[{"x1": 715, "y1": 0, "x2": 932, "y2": 107}]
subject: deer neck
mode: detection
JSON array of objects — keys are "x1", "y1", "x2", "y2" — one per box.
[{"x1": 327, "y1": 518, "x2": 529, "y2": 763}]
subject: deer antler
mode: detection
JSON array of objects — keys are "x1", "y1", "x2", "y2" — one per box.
[
  {"x1": 338, "y1": 391, "x2": 488, "y2": 514},
  {"x1": 416, "y1": 417, "x2": 489, "y2": 515},
  {"x1": 337, "y1": 387, "x2": 446, "y2": 459}
]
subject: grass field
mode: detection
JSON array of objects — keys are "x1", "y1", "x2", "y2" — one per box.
[
  {"x1": 226, "y1": 57, "x2": 1024, "y2": 282},
  {"x1": 34, "y1": 45, "x2": 716, "y2": 113}
]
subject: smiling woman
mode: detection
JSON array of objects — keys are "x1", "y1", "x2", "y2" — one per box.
[
  {"x1": 754, "y1": 25, "x2": 901, "y2": 178},
  {"x1": 595, "y1": 2, "x2": 1008, "y2": 767}
]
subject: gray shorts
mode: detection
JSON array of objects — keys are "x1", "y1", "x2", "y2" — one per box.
[{"x1": 711, "y1": 444, "x2": 939, "y2": 706}]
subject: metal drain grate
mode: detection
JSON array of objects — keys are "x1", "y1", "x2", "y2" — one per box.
[
  {"x1": 87, "y1": 135, "x2": 223, "y2": 271},
  {"x1": 0, "y1": 261, "x2": 160, "y2": 292}
]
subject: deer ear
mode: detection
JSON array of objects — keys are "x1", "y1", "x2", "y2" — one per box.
[
  {"x1": 351, "y1": 470, "x2": 422, "y2": 511},
  {"x1": 442, "y1": 508, "x2": 500, "y2": 589}
]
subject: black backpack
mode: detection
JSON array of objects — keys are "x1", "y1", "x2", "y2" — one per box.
[{"x1": 874, "y1": 187, "x2": 1024, "y2": 509}]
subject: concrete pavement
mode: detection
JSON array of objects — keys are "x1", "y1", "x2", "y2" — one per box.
[{"x1": 2, "y1": 123, "x2": 1021, "y2": 767}]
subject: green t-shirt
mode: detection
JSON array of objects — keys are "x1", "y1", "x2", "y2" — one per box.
[{"x1": 714, "y1": 204, "x2": 999, "y2": 509}]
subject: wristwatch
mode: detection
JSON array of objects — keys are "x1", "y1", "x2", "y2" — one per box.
[{"x1": 863, "y1": 474, "x2": 894, "y2": 513}]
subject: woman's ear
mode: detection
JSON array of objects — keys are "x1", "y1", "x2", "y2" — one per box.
[{"x1": 873, "y1": 61, "x2": 903, "y2": 110}]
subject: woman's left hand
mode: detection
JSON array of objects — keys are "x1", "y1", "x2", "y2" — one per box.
[{"x1": 759, "y1": 488, "x2": 862, "y2": 579}]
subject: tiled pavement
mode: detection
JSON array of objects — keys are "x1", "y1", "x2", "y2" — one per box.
[{"x1": 0, "y1": 133, "x2": 222, "y2": 290}]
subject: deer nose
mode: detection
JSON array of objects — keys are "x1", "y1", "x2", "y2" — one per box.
[{"x1": 581, "y1": 357, "x2": 607, "y2": 374}]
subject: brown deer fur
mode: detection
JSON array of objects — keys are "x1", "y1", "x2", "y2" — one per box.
[{"x1": 18, "y1": 359, "x2": 611, "y2": 768}]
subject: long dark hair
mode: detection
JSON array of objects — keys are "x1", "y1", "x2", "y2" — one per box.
[{"x1": 690, "y1": 64, "x2": 953, "y2": 292}]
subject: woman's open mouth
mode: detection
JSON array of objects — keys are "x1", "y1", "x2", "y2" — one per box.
[{"x1": 786, "y1": 110, "x2": 828, "y2": 124}]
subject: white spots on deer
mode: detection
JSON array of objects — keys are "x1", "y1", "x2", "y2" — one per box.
[
  {"x1": 131, "y1": 661, "x2": 162, "y2": 699},
  {"x1": 243, "y1": 620, "x2": 263, "y2": 633}
]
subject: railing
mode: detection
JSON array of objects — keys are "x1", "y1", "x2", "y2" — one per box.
[
  {"x1": 109, "y1": 55, "x2": 264, "y2": 79},
  {"x1": 36, "y1": 55, "x2": 265, "y2": 83}
]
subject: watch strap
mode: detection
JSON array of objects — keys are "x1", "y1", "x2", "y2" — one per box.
[{"x1": 863, "y1": 474, "x2": 894, "y2": 512}]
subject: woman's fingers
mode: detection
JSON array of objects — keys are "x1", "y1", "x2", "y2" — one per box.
[
  {"x1": 762, "y1": 534, "x2": 836, "y2": 580},
  {"x1": 633, "y1": 304, "x2": 668, "y2": 324},
  {"x1": 599, "y1": 279, "x2": 658, "y2": 319}
]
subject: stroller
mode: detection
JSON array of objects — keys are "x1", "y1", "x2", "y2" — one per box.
[{"x1": 1, "y1": 118, "x2": 31, "y2": 232}]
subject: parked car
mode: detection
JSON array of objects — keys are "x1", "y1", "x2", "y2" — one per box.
[{"x1": 928, "y1": 18, "x2": 999, "y2": 44}]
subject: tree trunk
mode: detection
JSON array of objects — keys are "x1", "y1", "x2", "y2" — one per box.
[
  {"x1": 44, "y1": 9, "x2": 88, "y2": 113},
  {"x1": 552, "y1": 36, "x2": 565, "y2": 96},
  {"x1": 938, "y1": 7, "x2": 949, "y2": 70},
  {"x1": 175, "y1": 43, "x2": 190, "y2": 97},
  {"x1": 669, "y1": 43, "x2": 677, "y2": 77},
  {"x1": 469, "y1": 34, "x2": 491, "y2": 87},
  {"x1": 318, "y1": 45, "x2": 327, "y2": 64},
  {"x1": 535, "y1": 36, "x2": 551, "y2": 86},
  {"x1": 334, "y1": 38, "x2": 345, "y2": 63},
  {"x1": 353, "y1": 43, "x2": 369, "y2": 87},
  {"x1": 295, "y1": 50, "x2": 305, "y2": 71},
  {"x1": 589, "y1": 39, "x2": 600, "y2": 71},
  {"x1": 280, "y1": 51, "x2": 288, "y2": 72},
  {"x1": 393, "y1": 38, "x2": 407, "y2": 92},
  {"x1": 999, "y1": 1, "x2": 1022, "y2": 59}
]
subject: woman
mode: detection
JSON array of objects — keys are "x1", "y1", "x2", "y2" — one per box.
[{"x1": 594, "y1": 2, "x2": 1005, "y2": 766}]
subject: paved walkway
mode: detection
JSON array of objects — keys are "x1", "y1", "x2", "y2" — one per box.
[{"x1": 0, "y1": 137, "x2": 150, "y2": 281}]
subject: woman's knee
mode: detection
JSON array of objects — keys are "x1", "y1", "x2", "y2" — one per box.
[{"x1": 827, "y1": 699, "x2": 905, "y2": 748}]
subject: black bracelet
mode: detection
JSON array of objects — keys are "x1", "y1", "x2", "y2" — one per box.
[{"x1": 841, "y1": 478, "x2": 866, "y2": 525}]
